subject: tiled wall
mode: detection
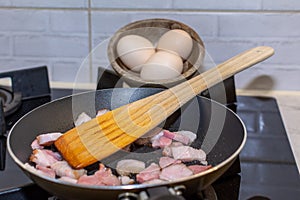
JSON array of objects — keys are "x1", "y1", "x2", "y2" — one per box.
[{"x1": 0, "y1": 0, "x2": 299, "y2": 90}]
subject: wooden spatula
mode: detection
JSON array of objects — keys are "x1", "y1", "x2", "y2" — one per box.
[{"x1": 55, "y1": 46, "x2": 274, "y2": 169}]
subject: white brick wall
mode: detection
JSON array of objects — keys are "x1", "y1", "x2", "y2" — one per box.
[
  {"x1": 262, "y1": 0, "x2": 300, "y2": 10},
  {"x1": 0, "y1": 10, "x2": 48, "y2": 32},
  {"x1": 9, "y1": 0, "x2": 87, "y2": 8},
  {"x1": 172, "y1": 0, "x2": 262, "y2": 10},
  {"x1": 0, "y1": 1, "x2": 299, "y2": 91},
  {"x1": 91, "y1": 0, "x2": 173, "y2": 9},
  {"x1": 0, "y1": 35, "x2": 10, "y2": 56},
  {"x1": 50, "y1": 11, "x2": 88, "y2": 34},
  {"x1": 218, "y1": 13, "x2": 300, "y2": 38},
  {"x1": 14, "y1": 35, "x2": 89, "y2": 57}
]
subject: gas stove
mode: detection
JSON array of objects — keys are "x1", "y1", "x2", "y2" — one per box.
[{"x1": 0, "y1": 66, "x2": 299, "y2": 200}]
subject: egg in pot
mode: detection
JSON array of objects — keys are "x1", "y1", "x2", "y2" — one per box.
[
  {"x1": 157, "y1": 29, "x2": 193, "y2": 60},
  {"x1": 116, "y1": 35, "x2": 155, "y2": 72},
  {"x1": 140, "y1": 51, "x2": 183, "y2": 81}
]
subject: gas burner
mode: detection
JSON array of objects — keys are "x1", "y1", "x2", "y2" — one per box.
[{"x1": 0, "y1": 86, "x2": 22, "y2": 117}]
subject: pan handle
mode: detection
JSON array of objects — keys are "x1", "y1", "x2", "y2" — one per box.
[{"x1": 118, "y1": 185, "x2": 186, "y2": 200}]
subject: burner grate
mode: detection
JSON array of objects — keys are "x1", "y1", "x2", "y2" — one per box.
[
  {"x1": 0, "y1": 66, "x2": 51, "y2": 130},
  {"x1": 0, "y1": 66, "x2": 51, "y2": 183},
  {"x1": 0, "y1": 87, "x2": 22, "y2": 117}
]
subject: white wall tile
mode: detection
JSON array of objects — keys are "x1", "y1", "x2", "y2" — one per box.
[
  {"x1": 50, "y1": 10, "x2": 88, "y2": 34},
  {"x1": 203, "y1": 39, "x2": 259, "y2": 64},
  {"x1": 91, "y1": 12, "x2": 131, "y2": 35},
  {"x1": 91, "y1": 36, "x2": 111, "y2": 67},
  {"x1": 91, "y1": 0, "x2": 172, "y2": 9},
  {"x1": 173, "y1": 0, "x2": 262, "y2": 10},
  {"x1": 0, "y1": 59, "x2": 52, "y2": 74},
  {"x1": 0, "y1": 0, "x2": 11, "y2": 6},
  {"x1": 9, "y1": 0, "x2": 88, "y2": 8},
  {"x1": 127, "y1": 12, "x2": 218, "y2": 37},
  {"x1": 0, "y1": 35, "x2": 10, "y2": 56},
  {"x1": 0, "y1": 2, "x2": 299, "y2": 90},
  {"x1": 170, "y1": 13, "x2": 218, "y2": 37},
  {"x1": 52, "y1": 61, "x2": 82, "y2": 82},
  {"x1": 262, "y1": 40, "x2": 300, "y2": 65},
  {"x1": 262, "y1": 0, "x2": 300, "y2": 10},
  {"x1": 235, "y1": 64, "x2": 300, "y2": 90},
  {"x1": 0, "y1": 10, "x2": 48, "y2": 32},
  {"x1": 13, "y1": 35, "x2": 89, "y2": 58},
  {"x1": 218, "y1": 13, "x2": 300, "y2": 38}
]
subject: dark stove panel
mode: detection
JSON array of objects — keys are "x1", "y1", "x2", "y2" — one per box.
[{"x1": 0, "y1": 66, "x2": 50, "y2": 98}]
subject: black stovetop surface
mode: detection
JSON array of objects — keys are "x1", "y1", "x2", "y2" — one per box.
[{"x1": 1, "y1": 88, "x2": 300, "y2": 200}]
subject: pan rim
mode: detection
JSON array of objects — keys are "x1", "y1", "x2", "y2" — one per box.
[{"x1": 7, "y1": 88, "x2": 247, "y2": 191}]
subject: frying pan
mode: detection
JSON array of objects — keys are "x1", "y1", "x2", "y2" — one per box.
[{"x1": 7, "y1": 88, "x2": 246, "y2": 199}]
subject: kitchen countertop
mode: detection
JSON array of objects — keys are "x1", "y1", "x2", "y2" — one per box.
[{"x1": 51, "y1": 82, "x2": 300, "y2": 173}]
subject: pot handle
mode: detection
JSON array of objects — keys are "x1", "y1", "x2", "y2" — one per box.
[{"x1": 118, "y1": 185, "x2": 186, "y2": 200}]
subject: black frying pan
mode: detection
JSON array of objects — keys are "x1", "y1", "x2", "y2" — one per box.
[{"x1": 7, "y1": 88, "x2": 246, "y2": 200}]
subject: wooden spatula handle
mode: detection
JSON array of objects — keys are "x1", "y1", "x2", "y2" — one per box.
[
  {"x1": 111, "y1": 46, "x2": 274, "y2": 145},
  {"x1": 55, "y1": 46, "x2": 274, "y2": 169},
  {"x1": 170, "y1": 46, "x2": 275, "y2": 106}
]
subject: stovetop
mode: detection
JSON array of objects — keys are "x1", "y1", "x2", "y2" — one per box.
[
  {"x1": 0, "y1": 67, "x2": 300, "y2": 200},
  {"x1": 1, "y1": 90, "x2": 299, "y2": 200}
]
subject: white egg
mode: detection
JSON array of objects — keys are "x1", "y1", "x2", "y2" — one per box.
[
  {"x1": 157, "y1": 29, "x2": 193, "y2": 60},
  {"x1": 140, "y1": 51, "x2": 183, "y2": 81},
  {"x1": 116, "y1": 35, "x2": 155, "y2": 72}
]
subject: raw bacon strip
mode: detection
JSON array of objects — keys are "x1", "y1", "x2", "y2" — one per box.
[
  {"x1": 143, "y1": 179, "x2": 166, "y2": 184},
  {"x1": 51, "y1": 161, "x2": 86, "y2": 179},
  {"x1": 74, "y1": 112, "x2": 91, "y2": 126},
  {"x1": 135, "y1": 127, "x2": 162, "y2": 146},
  {"x1": 40, "y1": 149, "x2": 62, "y2": 161},
  {"x1": 37, "y1": 132, "x2": 63, "y2": 146},
  {"x1": 24, "y1": 163, "x2": 55, "y2": 178},
  {"x1": 31, "y1": 139, "x2": 44, "y2": 150},
  {"x1": 163, "y1": 130, "x2": 190, "y2": 145},
  {"x1": 171, "y1": 146, "x2": 206, "y2": 162},
  {"x1": 36, "y1": 165, "x2": 56, "y2": 178},
  {"x1": 188, "y1": 165, "x2": 212, "y2": 174},
  {"x1": 98, "y1": 173, "x2": 120, "y2": 186},
  {"x1": 159, "y1": 157, "x2": 181, "y2": 169},
  {"x1": 152, "y1": 136, "x2": 172, "y2": 148},
  {"x1": 176, "y1": 130, "x2": 197, "y2": 145},
  {"x1": 162, "y1": 142, "x2": 184, "y2": 157},
  {"x1": 30, "y1": 149, "x2": 61, "y2": 167},
  {"x1": 159, "y1": 164, "x2": 193, "y2": 181},
  {"x1": 136, "y1": 163, "x2": 161, "y2": 183},
  {"x1": 77, "y1": 164, "x2": 121, "y2": 186},
  {"x1": 94, "y1": 164, "x2": 120, "y2": 186},
  {"x1": 77, "y1": 175, "x2": 104, "y2": 186},
  {"x1": 150, "y1": 130, "x2": 164, "y2": 143}
]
